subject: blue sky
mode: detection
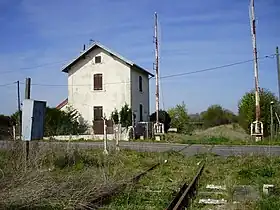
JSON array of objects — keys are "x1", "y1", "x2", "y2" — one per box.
[{"x1": 0, "y1": 0, "x2": 279, "y2": 115}]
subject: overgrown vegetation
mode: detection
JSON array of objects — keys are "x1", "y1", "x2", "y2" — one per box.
[
  {"x1": 191, "y1": 154, "x2": 280, "y2": 210},
  {"x1": 101, "y1": 151, "x2": 199, "y2": 209},
  {"x1": 0, "y1": 142, "x2": 194, "y2": 209},
  {"x1": 11, "y1": 106, "x2": 89, "y2": 137},
  {"x1": 1, "y1": 142, "x2": 280, "y2": 209}
]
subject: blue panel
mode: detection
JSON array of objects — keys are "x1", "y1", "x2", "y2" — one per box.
[
  {"x1": 22, "y1": 99, "x2": 46, "y2": 141},
  {"x1": 31, "y1": 100, "x2": 46, "y2": 140}
]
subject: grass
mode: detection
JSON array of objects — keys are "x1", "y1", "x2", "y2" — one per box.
[
  {"x1": 0, "y1": 141, "x2": 169, "y2": 209},
  {"x1": 0, "y1": 141, "x2": 202, "y2": 210},
  {"x1": 191, "y1": 154, "x2": 280, "y2": 210},
  {"x1": 2, "y1": 141, "x2": 280, "y2": 209},
  {"x1": 100, "y1": 154, "x2": 280, "y2": 209},
  {"x1": 134, "y1": 133, "x2": 280, "y2": 146},
  {"x1": 101, "y1": 151, "x2": 200, "y2": 210}
]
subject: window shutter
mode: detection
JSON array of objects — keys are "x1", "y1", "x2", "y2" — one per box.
[
  {"x1": 95, "y1": 56, "x2": 102, "y2": 63},
  {"x1": 94, "y1": 106, "x2": 103, "y2": 120},
  {"x1": 139, "y1": 76, "x2": 143, "y2": 92},
  {"x1": 139, "y1": 104, "x2": 143, "y2": 121},
  {"x1": 94, "y1": 74, "x2": 102, "y2": 90}
]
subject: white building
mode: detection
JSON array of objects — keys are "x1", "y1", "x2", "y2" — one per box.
[{"x1": 56, "y1": 42, "x2": 154, "y2": 134}]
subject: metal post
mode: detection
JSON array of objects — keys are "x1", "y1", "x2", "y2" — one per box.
[
  {"x1": 103, "y1": 115, "x2": 108, "y2": 155},
  {"x1": 25, "y1": 78, "x2": 31, "y2": 162},
  {"x1": 270, "y1": 101, "x2": 274, "y2": 140},
  {"x1": 154, "y1": 12, "x2": 160, "y2": 124},
  {"x1": 249, "y1": 0, "x2": 262, "y2": 140},
  {"x1": 276, "y1": 47, "x2": 280, "y2": 100},
  {"x1": 17, "y1": 80, "x2": 21, "y2": 140}
]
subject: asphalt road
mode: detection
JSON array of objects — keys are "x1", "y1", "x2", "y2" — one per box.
[{"x1": 1, "y1": 140, "x2": 280, "y2": 157}]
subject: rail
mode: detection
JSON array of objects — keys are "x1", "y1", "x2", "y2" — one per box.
[
  {"x1": 166, "y1": 162, "x2": 205, "y2": 210},
  {"x1": 77, "y1": 162, "x2": 162, "y2": 209}
]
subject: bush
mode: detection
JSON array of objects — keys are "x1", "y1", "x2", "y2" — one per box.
[
  {"x1": 119, "y1": 103, "x2": 132, "y2": 128},
  {"x1": 201, "y1": 105, "x2": 237, "y2": 128},
  {"x1": 168, "y1": 102, "x2": 191, "y2": 134},
  {"x1": 238, "y1": 88, "x2": 279, "y2": 137},
  {"x1": 11, "y1": 106, "x2": 88, "y2": 137},
  {"x1": 111, "y1": 108, "x2": 119, "y2": 124}
]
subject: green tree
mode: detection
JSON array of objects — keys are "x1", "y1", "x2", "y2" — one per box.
[
  {"x1": 238, "y1": 88, "x2": 279, "y2": 137},
  {"x1": 111, "y1": 108, "x2": 119, "y2": 124},
  {"x1": 168, "y1": 102, "x2": 190, "y2": 134},
  {"x1": 201, "y1": 104, "x2": 237, "y2": 128},
  {"x1": 45, "y1": 106, "x2": 88, "y2": 136},
  {"x1": 11, "y1": 106, "x2": 88, "y2": 137},
  {"x1": 119, "y1": 103, "x2": 132, "y2": 127}
]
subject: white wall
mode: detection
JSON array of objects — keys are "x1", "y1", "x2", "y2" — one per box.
[
  {"x1": 67, "y1": 48, "x2": 131, "y2": 127},
  {"x1": 130, "y1": 68, "x2": 150, "y2": 122}
]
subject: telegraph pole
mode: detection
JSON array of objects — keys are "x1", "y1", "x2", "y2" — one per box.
[
  {"x1": 249, "y1": 0, "x2": 262, "y2": 140},
  {"x1": 154, "y1": 12, "x2": 159, "y2": 124},
  {"x1": 276, "y1": 46, "x2": 280, "y2": 100}
]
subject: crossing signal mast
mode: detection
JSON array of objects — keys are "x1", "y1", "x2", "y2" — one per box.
[
  {"x1": 153, "y1": 12, "x2": 164, "y2": 140},
  {"x1": 249, "y1": 0, "x2": 263, "y2": 141}
]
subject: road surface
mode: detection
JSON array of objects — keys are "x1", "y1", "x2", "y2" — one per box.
[{"x1": 1, "y1": 140, "x2": 280, "y2": 156}]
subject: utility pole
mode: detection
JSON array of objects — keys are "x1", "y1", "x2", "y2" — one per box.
[
  {"x1": 249, "y1": 0, "x2": 262, "y2": 141},
  {"x1": 25, "y1": 78, "x2": 31, "y2": 162},
  {"x1": 17, "y1": 81, "x2": 21, "y2": 140},
  {"x1": 276, "y1": 46, "x2": 280, "y2": 100},
  {"x1": 154, "y1": 12, "x2": 159, "y2": 124}
]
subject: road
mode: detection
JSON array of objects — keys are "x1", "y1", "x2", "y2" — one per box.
[{"x1": 1, "y1": 140, "x2": 280, "y2": 156}]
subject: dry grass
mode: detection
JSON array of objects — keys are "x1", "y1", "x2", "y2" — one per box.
[
  {"x1": 0, "y1": 141, "x2": 163, "y2": 209},
  {"x1": 193, "y1": 124, "x2": 250, "y2": 141}
]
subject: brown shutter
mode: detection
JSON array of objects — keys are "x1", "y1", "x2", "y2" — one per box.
[
  {"x1": 94, "y1": 74, "x2": 102, "y2": 90},
  {"x1": 94, "y1": 106, "x2": 103, "y2": 120}
]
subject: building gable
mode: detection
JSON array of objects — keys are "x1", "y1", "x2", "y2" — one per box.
[{"x1": 61, "y1": 42, "x2": 154, "y2": 77}]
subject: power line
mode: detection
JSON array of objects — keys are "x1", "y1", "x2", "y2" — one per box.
[
  {"x1": 159, "y1": 54, "x2": 275, "y2": 79},
  {"x1": 1, "y1": 53, "x2": 275, "y2": 88},
  {"x1": 0, "y1": 60, "x2": 69, "y2": 75},
  {"x1": 0, "y1": 82, "x2": 16, "y2": 87}
]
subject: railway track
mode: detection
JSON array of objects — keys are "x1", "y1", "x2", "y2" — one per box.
[
  {"x1": 166, "y1": 161, "x2": 205, "y2": 210},
  {"x1": 77, "y1": 161, "x2": 166, "y2": 209}
]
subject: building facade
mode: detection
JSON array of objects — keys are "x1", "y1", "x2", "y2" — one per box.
[{"x1": 57, "y1": 43, "x2": 154, "y2": 133}]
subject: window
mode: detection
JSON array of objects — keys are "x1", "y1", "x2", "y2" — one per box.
[
  {"x1": 139, "y1": 104, "x2": 143, "y2": 122},
  {"x1": 95, "y1": 56, "x2": 102, "y2": 63},
  {"x1": 94, "y1": 106, "x2": 103, "y2": 120},
  {"x1": 93, "y1": 74, "x2": 103, "y2": 90},
  {"x1": 139, "y1": 76, "x2": 143, "y2": 92}
]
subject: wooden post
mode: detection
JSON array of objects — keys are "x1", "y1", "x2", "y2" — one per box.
[
  {"x1": 270, "y1": 102, "x2": 274, "y2": 140},
  {"x1": 17, "y1": 81, "x2": 21, "y2": 140},
  {"x1": 25, "y1": 78, "x2": 31, "y2": 163},
  {"x1": 116, "y1": 115, "x2": 121, "y2": 151},
  {"x1": 103, "y1": 115, "x2": 108, "y2": 155}
]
